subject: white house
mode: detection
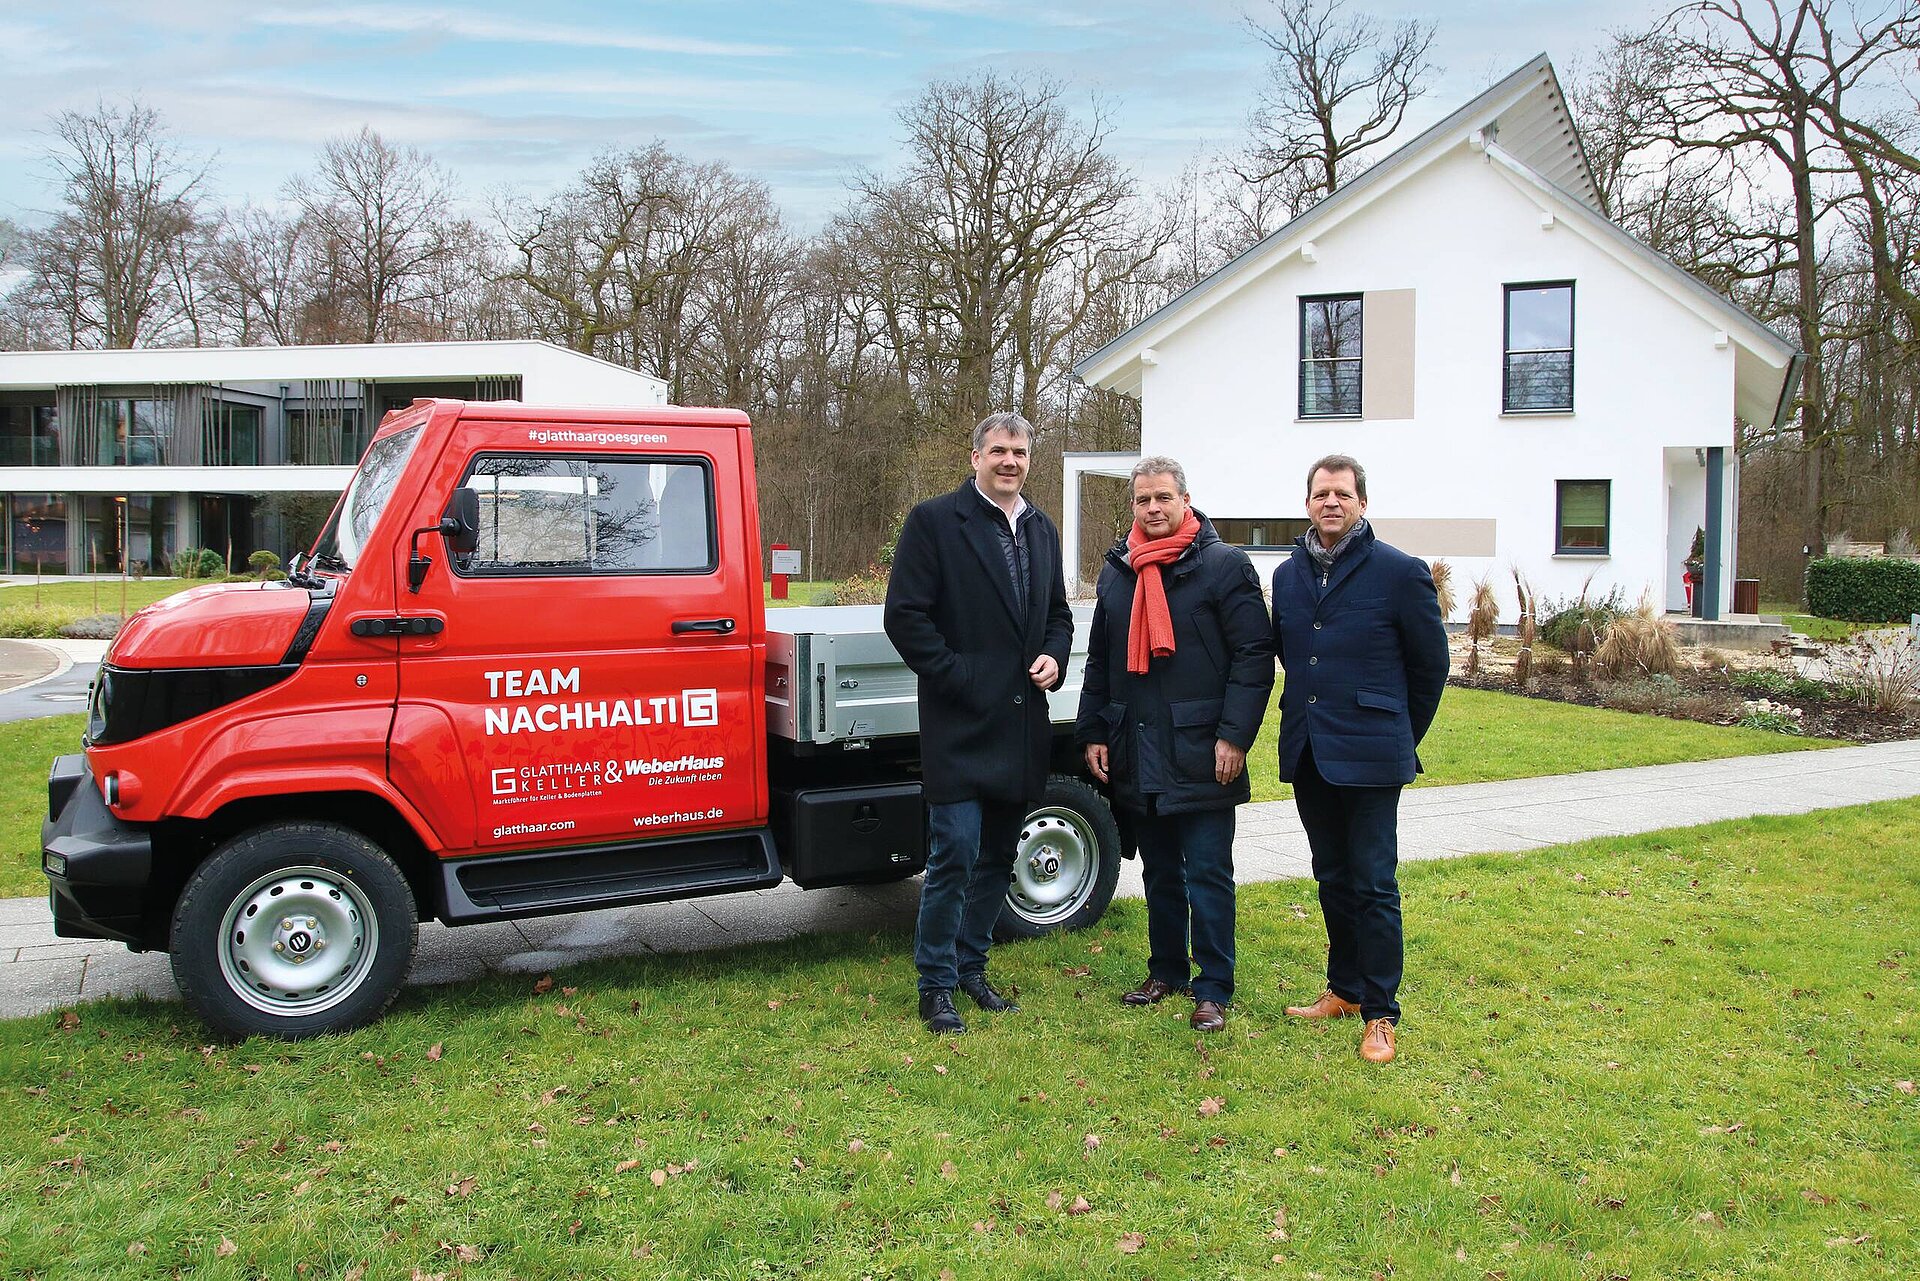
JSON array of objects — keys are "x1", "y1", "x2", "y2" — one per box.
[
  {"x1": 0, "y1": 340, "x2": 666, "y2": 575},
  {"x1": 1070, "y1": 55, "x2": 1801, "y2": 622}
]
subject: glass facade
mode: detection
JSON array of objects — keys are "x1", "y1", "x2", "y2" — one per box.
[
  {"x1": 79, "y1": 495, "x2": 176, "y2": 575},
  {"x1": 9, "y1": 494, "x2": 69, "y2": 575},
  {"x1": 204, "y1": 402, "x2": 262, "y2": 466},
  {"x1": 0, "y1": 405, "x2": 59, "y2": 466}
]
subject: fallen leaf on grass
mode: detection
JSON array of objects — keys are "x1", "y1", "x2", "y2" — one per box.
[
  {"x1": 216, "y1": 1237, "x2": 237, "y2": 1258},
  {"x1": 650, "y1": 1169, "x2": 668, "y2": 1187},
  {"x1": 1046, "y1": 1190, "x2": 1063, "y2": 1211},
  {"x1": 58, "y1": 1011, "x2": 80, "y2": 1032},
  {"x1": 1698, "y1": 1123, "x2": 1745, "y2": 1135},
  {"x1": 847, "y1": 1139, "x2": 865, "y2": 1153},
  {"x1": 126, "y1": 1242, "x2": 145, "y2": 1257},
  {"x1": 1696, "y1": 1211, "x2": 1725, "y2": 1228},
  {"x1": 1117, "y1": 1232, "x2": 1145, "y2": 1254},
  {"x1": 320, "y1": 1139, "x2": 346, "y2": 1154},
  {"x1": 1801, "y1": 1189, "x2": 1834, "y2": 1206},
  {"x1": 1083, "y1": 1134, "x2": 1101, "y2": 1153},
  {"x1": 1896, "y1": 1081, "x2": 1916, "y2": 1095},
  {"x1": 1826, "y1": 1234, "x2": 1871, "y2": 1247},
  {"x1": 426, "y1": 1043, "x2": 443, "y2": 1062},
  {"x1": 1271, "y1": 1207, "x2": 1289, "y2": 1240},
  {"x1": 533, "y1": 975, "x2": 554, "y2": 995},
  {"x1": 939, "y1": 1160, "x2": 958, "y2": 1180},
  {"x1": 539, "y1": 1086, "x2": 569, "y2": 1105},
  {"x1": 446, "y1": 1175, "x2": 476, "y2": 1199},
  {"x1": 615, "y1": 1159, "x2": 643, "y2": 1174},
  {"x1": 440, "y1": 1242, "x2": 483, "y2": 1263},
  {"x1": 1067, "y1": 1196, "x2": 1092, "y2": 1215},
  {"x1": 344, "y1": 1265, "x2": 365, "y2": 1281},
  {"x1": 1198, "y1": 1097, "x2": 1224, "y2": 1117},
  {"x1": 1450, "y1": 1162, "x2": 1462, "y2": 1187}
]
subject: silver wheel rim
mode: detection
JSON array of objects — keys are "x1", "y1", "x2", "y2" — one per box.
[
  {"x1": 216, "y1": 865, "x2": 378, "y2": 1017},
  {"x1": 1005, "y1": 805, "x2": 1100, "y2": 928}
]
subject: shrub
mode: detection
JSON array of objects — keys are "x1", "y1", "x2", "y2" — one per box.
[
  {"x1": 1826, "y1": 631, "x2": 1920, "y2": 713},
  {"x1": 247, "y1": 549, "x2": 282, "y2": 576},
  {"x1": 825, "y1": 564, "x2": 889, "y2": 606},
  {"x1": 0, "y1": 604, "x2": 76, "y2": 639},
  {"x1": 1888, "y1": 528, "x2": 1917, "y2": 558},
  {"x1": 1804, "y1": 556, "x2": 1920, "y2": 622},
  {"x1": 58, "y1": 613, "x2": 124, "y2": 640},
  {"x1": 1539, "y1": 583, "x2": 1628, "y2": 650},
  {"x1": 171, "y1": 547, "x2": 226, "y2": 579},
  {"x1": 1596, "y1": 597, "x2": 1680, "y2": 678},
  {"x1": 1674, "y1": 691, "x2": 1740, "y2": 722},
  {"x1": 1429, "y1": 559, "x2": 1456, "y2": 622},
  {"x1": 1739, "y1": 709, "x2": 1805, "y2": 735},
  {"x1": 1533, "y1": 650, "x2": 1567, "y2": 677},
  {"x1": 1604, "y1": 675, "x2": 1680, "y2": 715},
  {"x1": 1730, "y1": 669, "x2": 1831, "y2": 701},
  {"x1": 1465, "y1": 576, "x2": 1498, "y2": 677}
]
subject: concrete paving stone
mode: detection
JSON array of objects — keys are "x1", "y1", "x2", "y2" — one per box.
[
  {"x1": 411, "y1": 921, "x2": 526, "y2": 975},
  {"x1": 15, "y1": 940, "x2": 110, "y2": 963},
  {"x1": 76, "y1": 950, "x2": 176, "y2": 1002},
  {"x1": 0, "y1": 898, "x2": 54, "y2": 927},
  {"x1": 0, "y1": 956, "x2": 85, "y2": 1013},
  {"x1": 686, "y1": 902, "x2": 799, "y2": 947},
  {"x1": 0, "y1": 922, "x2": 61, "y2": 951}
]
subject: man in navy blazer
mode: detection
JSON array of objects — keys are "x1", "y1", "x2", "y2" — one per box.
[{"x1": 1271, "y1": 454, "x2": 1448, "y2": 1063}]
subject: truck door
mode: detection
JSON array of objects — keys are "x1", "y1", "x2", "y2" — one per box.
[{"x1": 391, "y1": 424, "x2": 761, "y2": 856}]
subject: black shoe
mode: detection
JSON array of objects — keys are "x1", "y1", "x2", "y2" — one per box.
[
  {"x1": 959, "y1": 976, "x2": 1020, "y2": 1012},
  {"x1": 918, "y1": 989, "x2": 967, "y2": 1035}
]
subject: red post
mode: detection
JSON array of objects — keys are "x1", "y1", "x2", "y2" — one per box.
[{"x1": 770, "y1": 542, "x2": 791, "y2": 600}]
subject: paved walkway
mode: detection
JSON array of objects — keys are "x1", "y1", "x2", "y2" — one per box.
[{"x1": 4, "y1": 737, "x2": 1917, "y2": 1020}]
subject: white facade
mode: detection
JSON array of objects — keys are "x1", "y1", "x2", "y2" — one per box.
[{"x1": 1072, "y1": 58, "x2": 1798, "y2": 622}]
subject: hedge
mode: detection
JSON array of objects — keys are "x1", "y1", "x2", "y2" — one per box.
[{"x1": 1804, "y1": 556, "x2": 1920, "y2": 622}]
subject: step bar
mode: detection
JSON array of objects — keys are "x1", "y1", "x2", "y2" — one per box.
[{"x1": 438, "y1": 827, "x2": 783, "y2": 923}]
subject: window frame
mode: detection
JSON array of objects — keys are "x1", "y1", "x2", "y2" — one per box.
[
  {"x1": 1503, "y1": 281, "x2": 1576, "y2": 414},
  {"x1": 1210, "y1": 516, "x2": 1312, "y2": 550},
  {"x1": 452, "y1": 451, "x2": 719, "y2": 579},
  {"x1": 1298, "y1": 293, "x2": 1364, "y2": 419},
  {"x1": 1554, "y1": 478, "x2": 1611, "y2": 555}
]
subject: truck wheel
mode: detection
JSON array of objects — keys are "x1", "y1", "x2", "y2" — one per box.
[
  {"x1": 170, "y1": 823, "x2": 418, "y2": 1041},
  {"x1": 995, "y1": 774, "x2": 1122, "y2": 941}
]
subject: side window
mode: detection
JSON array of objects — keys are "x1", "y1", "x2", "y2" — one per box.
[
  {"x1": 1505, "y1": 282, "x2": 1574, "y2": 412},
  {"x1": 459, "y1": 454, "x2": 715, "y2": 575},
  {"x1": 1555, "y1": 479, "x2": 1610, "y2": 554},
  {"x1": 1300, "y1": 294, "x2": 1363, "y2": 418}
]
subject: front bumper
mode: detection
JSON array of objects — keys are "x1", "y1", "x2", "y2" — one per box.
[{"x1": 42, "y1": 754, "x2": 154, "y2": 948}]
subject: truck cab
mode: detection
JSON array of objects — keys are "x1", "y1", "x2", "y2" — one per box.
[{"x1": 43, "y1": 401, "x2": 1120, "y2": 1039}]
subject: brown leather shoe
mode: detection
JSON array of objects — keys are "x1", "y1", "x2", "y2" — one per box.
[
  {"x1": 1190, "y1": 999, "x2": 1226, "y2": 1032},
  {"x1": 1121, "y1": 977, "x2": 1189, "y2": 1006},
  {"x1": 1285, "y1": 989, "x2": 1362, "y2": 1019},
  {"x1": 1359, "y1": 1017, "x2": 1396, "y2": 1063}
]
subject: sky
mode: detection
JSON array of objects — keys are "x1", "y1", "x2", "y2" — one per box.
[{"x1": 0, "y1": 0, "x2": 1666, "y2": 235}]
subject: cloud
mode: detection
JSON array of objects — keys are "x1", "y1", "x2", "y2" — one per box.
[{"x1": 254, "y1": 6, "x2": 793, "y2": 57}]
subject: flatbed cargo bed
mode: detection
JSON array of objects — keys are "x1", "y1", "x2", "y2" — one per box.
[{"x1": 764, "y1": 604, "x2": 1095, "y2": 746}]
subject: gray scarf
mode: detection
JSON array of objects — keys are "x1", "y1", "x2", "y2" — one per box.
[{"x1": 1306, "y1": 517, "x2": 1369, "y2": 574}]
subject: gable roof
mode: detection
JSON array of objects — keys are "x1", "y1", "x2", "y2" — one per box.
[{"x1": 1075, "y1": 55, "x2": 1796, "y2": 416}]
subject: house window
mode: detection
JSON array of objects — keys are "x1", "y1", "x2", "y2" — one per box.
[
  {"x1": 1504, "y1": 282, "x2": 1574, "y2": 412},
  {"x1": 1300, "y1": 294, "x2": 1362, "y2": 417},
  {"x1": 1212, "y1": 517, "x2": 1311, "y2": 549},
  {"x1": 1555, "y1": 479, "x2": 1609, "y2": 554}
]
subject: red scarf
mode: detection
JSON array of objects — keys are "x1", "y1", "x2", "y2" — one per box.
[{"x1": 1125, "y1": 510, "x2": 1201, "y2": 674}]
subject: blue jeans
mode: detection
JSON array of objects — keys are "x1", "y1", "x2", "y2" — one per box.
[
  {"x1": 914, "y1": 798, "x2": 1024, "y2": 994},
  {"x1": 1290, "y1": 745, "x2": 1404, "y2": 1024},
  {"x1": 1132, "y1": 804, "x2": 1237, "y2": 1004}
]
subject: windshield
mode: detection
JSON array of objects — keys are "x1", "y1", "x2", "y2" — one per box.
[{"x1": 310, "y1": 424, "x2": 425, "y2": 571}]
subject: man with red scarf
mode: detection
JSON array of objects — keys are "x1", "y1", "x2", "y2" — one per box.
[{"x1": 1076, "y1": 457, "x2": 1273, "y2": 1031}]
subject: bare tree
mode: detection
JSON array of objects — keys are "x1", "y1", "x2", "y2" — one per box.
[
  {"x1": 11, "y1": 99, "x2": 206, "y2": 348},
  {"x1": 1633, "y1": 0, "x2": 1920, "y2": 558},
  {"x1": 289, "y1": 126, "x2": 461, "y2": 342},
  {"x1": 1237, "y1": 0, "x2": 1438, "y2": 214},
  {"x1": 207, "y1": 205, "x2": 309, "y2": 345}
]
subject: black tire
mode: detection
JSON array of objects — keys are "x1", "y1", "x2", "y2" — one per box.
[
  {"x1": 994, "y1": 774, "x2": 1123, "y2": 941},
  {"x1": 170, "y1": 822, "x2": 418, "y2": 1041}
]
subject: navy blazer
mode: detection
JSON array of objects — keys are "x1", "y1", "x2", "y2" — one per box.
[
  {"x1": 1271, "y1": 523, "x2": 1449, "y2": 787},
  {"x1": 885, "y1": 480, "x2": 1074, "y2": 806}
]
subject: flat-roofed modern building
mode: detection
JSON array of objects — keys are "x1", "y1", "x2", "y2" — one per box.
[{"x1": 0, "y1": 341, "x2": 667, "y2": 574}]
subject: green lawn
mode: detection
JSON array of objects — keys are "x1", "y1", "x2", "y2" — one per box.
[
  {"x1": 1244, "y1": 683, "x2": 1828, "y2": 804},
  {"x1": 1, "y1": 800, "x2": 1915, "y2": 1278},
  {"x1": 765, "y1": 579, "x2": 840, "y2": 606},
  {"x1": 1760, "y1": 601, "x2": 1885, "y2": 641}
]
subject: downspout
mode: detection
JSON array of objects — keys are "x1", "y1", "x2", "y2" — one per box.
[{"x1": 1703, "y1": 447, "x2": 1725, "y2": 621}]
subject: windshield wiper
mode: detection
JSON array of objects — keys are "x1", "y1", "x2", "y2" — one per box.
[{"x1": 310, "y1": 552, "x2": 350, "y2": 573}]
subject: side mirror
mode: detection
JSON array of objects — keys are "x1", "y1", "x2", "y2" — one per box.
[{"x1": 441, "y1": 487, "x2": 480, "y2": 556}]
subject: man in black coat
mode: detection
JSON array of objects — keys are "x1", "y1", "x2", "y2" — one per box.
[
  {"x1": 1272, "y1": 454, "x2": 1449, "y2": 1063},
  {"x1": 884, "y1": 412, "x2": 1074, "y2": 1035},
  {"x1": 1077, "y1": 456, "x2": 1272, "y2": 1031}
]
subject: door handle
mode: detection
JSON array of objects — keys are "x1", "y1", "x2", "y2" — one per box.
[
  {"x1": 672, "y1": 617, "x2": 737, "y2": 635},
  {"x1": 350, "y1": 616, "x2": 446, "y2": 637}
]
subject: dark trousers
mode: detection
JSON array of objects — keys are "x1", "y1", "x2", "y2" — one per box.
[
  {"x1": 914, "y1": 798, "x2": 1024, "y2": 994},
  {"x1": 1290, "y1": 744, "x2": 1404, "y2": 1023},
  {"x1": 1132, "y1": 804, "x2": 1237, "y2": 1004}
]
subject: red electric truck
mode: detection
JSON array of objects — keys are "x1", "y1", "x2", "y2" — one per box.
[{"x1": 42, "y1": 400, "x2": 1120, "y2": 1039}]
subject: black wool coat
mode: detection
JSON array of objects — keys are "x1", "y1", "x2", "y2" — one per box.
[
  {"x1": 884, "y1": 480, "x2": 1074, "y2": 806},
  {"x1": 1075, "y1": 514, "x2": 1274, "y2": 814},
  {"x1": 1271, "y1": 522, "x2": 1450, "y2": 787}
]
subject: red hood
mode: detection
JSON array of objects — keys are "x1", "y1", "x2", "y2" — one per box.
[{"x1": 109, "y1": 583, "x2": 314, "y2": 669}]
